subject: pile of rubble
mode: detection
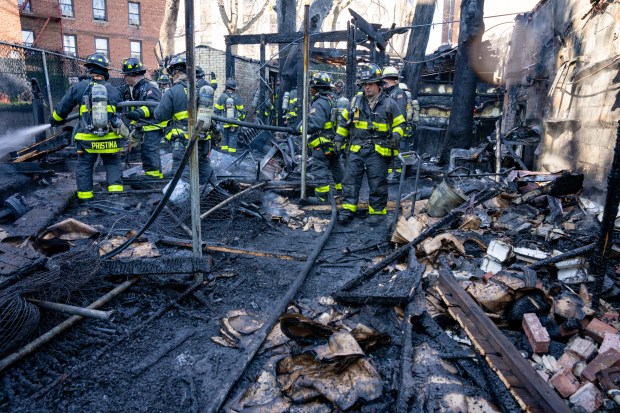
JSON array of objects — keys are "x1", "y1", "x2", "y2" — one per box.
[{"x1": 393, "y1": 169, "x2": 620, "y2": 411}]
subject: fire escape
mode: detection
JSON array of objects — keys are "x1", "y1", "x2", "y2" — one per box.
[{"x1": 18, "y1": 0, "x2": 63, "y2": 50}]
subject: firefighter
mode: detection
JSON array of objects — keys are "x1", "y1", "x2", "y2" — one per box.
[
  {"x1": 196, "y1": 66, "x2": 218, "y2": 91},
  {"x1": 283, "y1": 87, "x2": 299, "y2": 127},
  {"x1": 382, "y1": 66, "x2": 409, "y2": 177},
  {"x1": 157, "y1": 74, "x2": 171, "y2": 93},
  {"x1": 120, "y1": 57, "x2": 165, "y2": 178},
  {"x1": 299, "y1": 72, "x2": 344, "y2": 204},
  {"x1": 154, "y1": 54, "x2": 216, "y2": 185},
  {"x1": 336, "y1": 63, "x2": 406, "y2": 225},
  {"x1": 49, "y1": 53, "x2": 125, "y2": 201},
  {"x1": 333, "y1": 80, "x2": 345, "y2": 98},
  {"x1": 214, "y1": 79, "x2": 245, "y2": 154}
]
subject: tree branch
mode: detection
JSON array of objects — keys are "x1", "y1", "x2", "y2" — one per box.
[
  {"x1": 238, "y1": 0, "x2": 271, "y2": 34},
  {"x1": 217, "y1": 0, "x2": 234, "y2": 33}
]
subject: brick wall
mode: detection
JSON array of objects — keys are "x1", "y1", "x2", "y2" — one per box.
[
  {"x1": 195, "y1": 45, "x2": 265, "y2": 114},
  {"x1": 0, "y1": 0, "x2": 23, "y2": 44},
  {"x1": 19, "y1": 0, "x2": 165, "y2": 74}
]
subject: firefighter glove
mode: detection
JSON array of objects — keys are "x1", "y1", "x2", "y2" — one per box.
[
  {"x1": 48, "y1": 116, "x2": 65, "y2": 127},
  {"x1": 210, "y1": 72, "x2": 216, "y2": 79},
  {"x1": 385, "y1": 133, "x2": 400, "y2": 150},
  {"x1": 126, "y1": 111, "x2": 141, "y2": 121}
]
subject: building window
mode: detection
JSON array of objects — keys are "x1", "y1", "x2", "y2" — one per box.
[
  {"x1": 128, "y1": 2, "x2": 140, "y2": 26},
  {"x1": 93, "y1": 0, "x2": 106, "y2": 21},
  {"x1": 22, "y1": 30, "x2": 34, "y2": 46},
  {"x1": 18, "y1": 0, "x2": 31, "y2": 12},
  {"x1": 130, "y1": 41, "x2": 142, "y2": 61},
  {"x1": 59, "y1": 0, "x2": 74, "y2": 17},
  {"x1": 63, "y1": 34, "x2": 77, "y2": 57},
  {"x1": 94, "y1": 37, "x2": 109, "y2": 57}
]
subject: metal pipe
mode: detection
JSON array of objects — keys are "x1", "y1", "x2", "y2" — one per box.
[
  {"x1": 41, "y1": 51, "x2": 54, "y2": 119},
  {"x1": 208, "y1": 192, "x2": 338, "y2": 412},
  {"x1": 300, "y1": 2, "x2": 310, "y2": 199},
  {"x1": 0, "y1": 277, "x2": 139, "y2": 373},
  {"x1": 185, "y1": 0, "x2": 202, "y2": 284},
  {"x1": 27, "y1": 298, "x2": 114, "y2": 321}
]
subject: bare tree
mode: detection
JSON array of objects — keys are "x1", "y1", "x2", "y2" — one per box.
[
  {"x1": 159, "y1": 0, "x2": 181, "y2": 58},
  {"x1": 440, "y1": 0, "x2": 485, "y2": 163},
  {"x1": 216, "y1": 0, "x2": 271, "y2": 38}
]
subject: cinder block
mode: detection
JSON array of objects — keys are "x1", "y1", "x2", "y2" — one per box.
[
  {"x1": 585, "y1": 318, "x2": 619, "y2": 344},
  {"x1": 550, "y1": 367, "x2": 580, "y2": 398},
  {"x1": 565, "y1": 337, "x2": 597, "y2": 360},
  {"x1": 580, "y1": 348, "x2": 620, "y2": 382},
  {"x1": 523, "y1": 313, "x2": 550, "y2": 353}
]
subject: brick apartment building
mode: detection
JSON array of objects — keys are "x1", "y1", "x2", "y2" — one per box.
[{"x1": 17, "y1": 0, "x2": 166, "y2": 73}]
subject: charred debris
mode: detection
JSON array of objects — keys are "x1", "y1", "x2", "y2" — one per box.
[{"x1": 1, "y1": 7, "x2": 620, "y2": 413}]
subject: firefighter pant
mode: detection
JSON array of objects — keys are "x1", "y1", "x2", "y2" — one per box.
[
  {"x1": 172, "y1": 139, "x2": 216, "y2": 186},
  {"x1": 141, "y1": 130, "x2": 163, "y2": 177},
  {"x1": 76, "y1": 142, "x2": 123, "y2": 198},
  {"x1": 309, "y1": 147, "x2": 344, "y2": 201},
  {"x1": 222, "y1": 127, "x2": 239, "y2": 153},
  {"x1": 341, "y1": 145, "x2": 390, "y2": 215}
]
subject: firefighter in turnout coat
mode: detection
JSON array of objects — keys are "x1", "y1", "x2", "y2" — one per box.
[
  {"x1": 382, "y1": 66, "x2": 410, "y2": 175},
  {"x1": 336, "y1": 64, "x2": 406, "y2": 225},
  {"x1": 214, "y1": 79, "x2": 245, "y2": 154},
  {"x1": 154, "y1": 55, "x2": 216, "y2": 185},
  {"x1": 119, "y1": 57, "x2": 165, "y2": 178},
  {"x1": 49, "y1": 53, "x2": 125, "y2": 201},
  {"x1": 299, "y1": 72, "x2": 344, "y2": 203}
]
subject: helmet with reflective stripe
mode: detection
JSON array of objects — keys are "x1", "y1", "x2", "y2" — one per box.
[
  {"x1": 166, "y1": 54, "x2": 187, "y2": 73},
  {"x1": 225, "y1": 78, "x2": 237, "y2": 90},
  {"x1": 382, "y1": 65, "x2": 402, "y2": 80},
  {"x1": 84, "y1": 53, "x2": 110, "y2": 70},
  {"x1": 358, "y1": 64, "x2": 382, "y2": 84},
  {"x1": 158, "y1": 74, "x2": 171, "y2": 84},
  {"x1": 122, "y1": 57, "x2": 146, "y2": 75},
  {"x1": 309, "y1": 72, "x2": 332, "y2": 89},
  {"x1": 196, "y1": 66, "x2": 205, "y2": 78}
]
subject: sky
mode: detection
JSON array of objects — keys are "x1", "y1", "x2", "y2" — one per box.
[{"x1": 427, "y1": 0, "x2": 541, "y2": 52}]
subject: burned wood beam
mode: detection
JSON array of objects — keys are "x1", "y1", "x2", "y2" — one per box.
[
  {"x1": 0, "y1": 243, "x2": 46, "y2": 289},
  {"x1": 436, "y1": 265, "x2": 571, "y2": 413},
  {"x1": 9, "y1": 129, "x2": 71, "y2": 163},
  {"x1": 528, "y1": 243, "x2": 595, "y2": 270},
  {"x1": 349, "y1": 9, "x2": 386, "y2": 51},
  {"x1": 158, "y1": 236, "x2": 307, "y2": 261},
  {"x1": 500, "y1": 136, "x2": 528, "y2": 170},
  {"x1": 0, "y1": 163, "x2": 55, "y2": 176},
  {"x1": 99, "y1": 257, "x2": 212, "y2": 276}
]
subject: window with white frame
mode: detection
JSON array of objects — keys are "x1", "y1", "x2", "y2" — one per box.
[
  {"x1": 59, "y1": 0, "x2": 74, "y2": 17},
  {"x1": 128, "y1": 2, "x2": 140, "y2": 26},
  {"x1": 22, "y1": 30, "x2": 34, "y2": 46},
  {"x1": 63, "y1": 34, "x2": 77, "y2": 56},
  {"x1": 93, "y1": 0, "x2": 106, "y2": 21},
  {"x1": 130, "y1": 41, "x2": 142, "y2": 61},
  {"x1": 94, "y1": 37, "x2": 109, "y2": 57}
]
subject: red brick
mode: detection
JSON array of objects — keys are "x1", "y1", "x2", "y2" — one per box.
[
  {"x1": 601, "y1": 312, "x2": 619, "y2": 325},
  {"x1": 569, "y1": 383, "x2": 602, "y2": 412},
  {"x1": 557, "y1": 352, "x2": 580, "y2": 371},
  {"x1": 580, "y1": 348, "x2": 620, "y2": 382},
  {"x1": 565, "y1": 337, "x2": 597, "y2": 360},
  {"x1": 550, "y1": 367, "x2": 581, "y2": 398},
  {"x1": 522, "y1": 313, "x2": 550, "y2": 353},
  {"x1": 585, "y1": 318, "x2": 618, "y2": 344},
  {"x1": 599, "y1": 333, "x2": 620, "y2": 356}
]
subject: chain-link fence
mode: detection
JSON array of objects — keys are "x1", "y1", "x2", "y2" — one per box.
[{"x1": 0, "y1": 41, "x2": 123, "y2": 111}]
